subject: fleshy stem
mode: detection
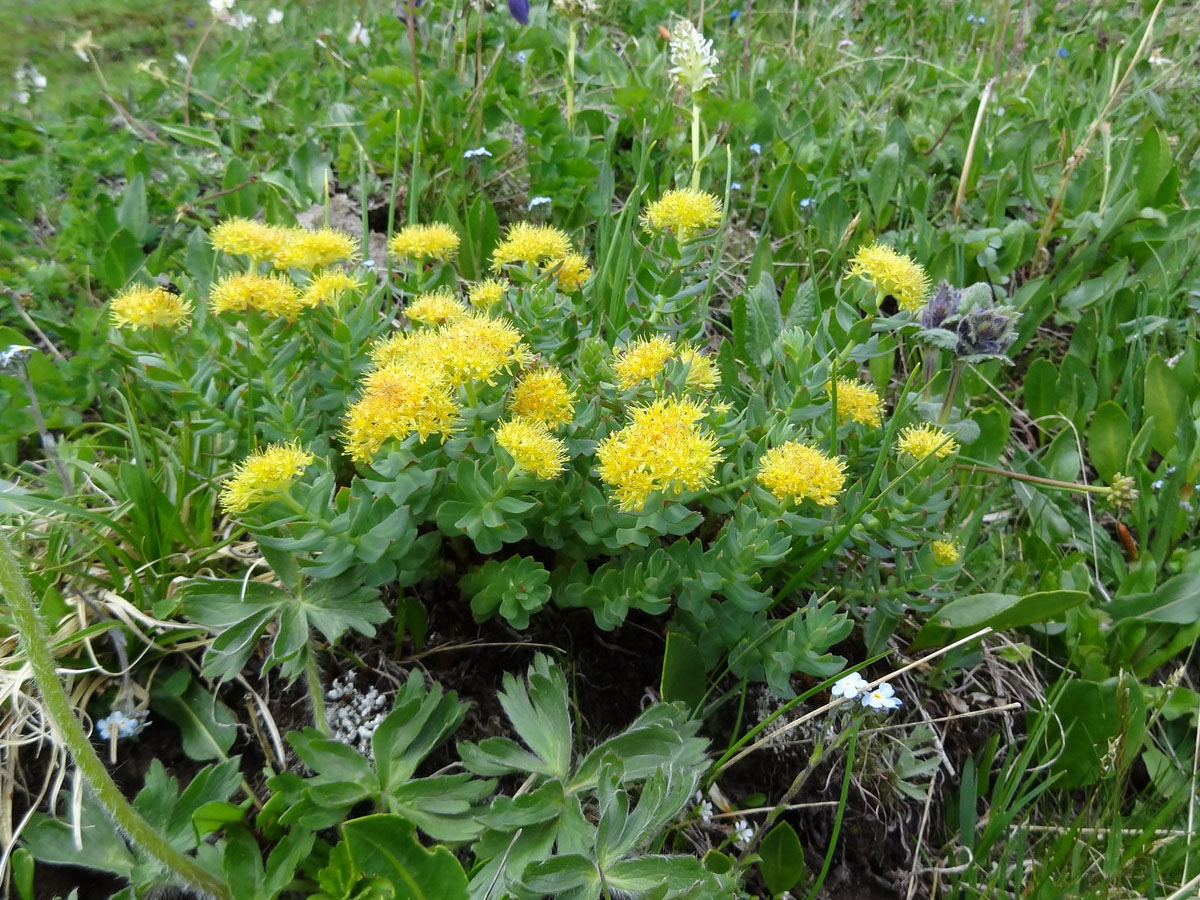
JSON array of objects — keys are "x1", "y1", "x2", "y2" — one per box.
[
  {"x1": 565, "y1": 21, "x2": 578, "y2": 131},
  {"x1": 0, "y1": 533, "x2": 233, "y2": 900},
  {"x1": 304, "y1": 644, "x2": 330, "y2": 735},
  {"x1": 690, "y1": 99, "x2": 702, "y2": 190}
]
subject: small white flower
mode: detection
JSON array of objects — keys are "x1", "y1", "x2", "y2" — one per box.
[
  {"x1": 516, "y1": 50, "x2": 529, "y2": 63},
  {"x1": 348, "y1": 20, "x2": 371, "y2": 47},
  {"x1": 96, "y1": 709, "x2": 150, "y2": 740},
  {"x1": 13, "y1": 89, "x2": 29, "y2": 105},
  {"x1": 209, "y1": 0, "x2": 236, "y2": 13},
  {"x1": 528, "y1": 195, "x2": 552, "y2": 210},
  {"x1": 29, "y1": 70, "x2": 47, "y2": 91},
  {"x1": 230, "y1": 11, "x2": 256, "y2": 29},
  {"x1": 799, "y1": 197, "x2": 814, "y2": 209},
  {"x1": 1148, "y1": 50, "x2": 1170, "y2": 66},
  {"x1": 267, "y1": 8, "x2": 284, "y2": 25},
  {"x1": 700, "y1": 799, "x2": 714, "y2": 822},
  {"x1": 0, "y1": 345, "x2": 36, "y2": 372},
  {"x1": 730, "y1": 182, "x2": 741, "y2": 191},
  {"x1": 463, "y1": 146, "x2": 492, "y2": 159},
  {"x1": 732, "y1": 818, "x2": 753, "y2": 846},
  {"x1": 668, "y1": 19, "x2": 718, "y2": 93},
  {"x1": 749, "y1": 142, "x2": 761, "y2": 155},
  {"x1": 831, "y1": 671, "x2": 870, "y2": 700},
  {"x1": 175, "y1": 52, "x2": 190, "y2": 67},
  {"x1": 862, "y1": 681, "x2": 903, "y2": 711},
  {"x1": 837, "y1": 38, "x2": 855, "y2": 50}
]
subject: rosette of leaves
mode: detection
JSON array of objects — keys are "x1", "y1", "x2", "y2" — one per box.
[
  {"x1": 915, "y1": 281, "x2": 1021, "y2": 365},
  {"x1": 458, "y1": 654, "x2": 736, "y2": 900},
  {"x1": 462, "y1": 555, "x2": 552, "y2": 629},
  {"x1": 266, "y1": 671, "x2": 493, "y2": 841}
]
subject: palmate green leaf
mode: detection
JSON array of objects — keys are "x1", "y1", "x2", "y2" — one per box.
[
  {"x1": 374, "y1": 672, "x2": 470, "y2": 792},
  {"x1": 479, "y1": 654, "x2": 572, "y2": 780},
  {"x1": 180, "y1": 579, "x2": 292, "y2": 681},
  {"x1": 343, "y1": 815, "x2": 468, "y2": 900}
]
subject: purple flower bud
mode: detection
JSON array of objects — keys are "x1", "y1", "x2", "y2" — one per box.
[{"x1": 508, "y1": 0, "x2": 530, "y2": 25}]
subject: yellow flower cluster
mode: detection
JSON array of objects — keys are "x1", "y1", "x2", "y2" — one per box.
[
  {"x1": 897, "y1": 423, "x2": 958, "y2": 460},
  {"x1": 757, "y1": 440, "x2": 847, "y2": 507},
  {"x1": 491, "y1": 222, "x2": 573, "y2": 270},
  {"x1": 370, "y1": 313, "x2": 531, "y2": 388},
  {"x1": 554, "y1": 254, "x2": 592, "y2": 292},
  {"x1": 219, "y1": 441, "x2": 315, "y2": 514},
  {"x1": 273, "y1": 227, "x2": 360, "y2": 271},
  {"x1": 468, "y1": 278, "x2": 508, "y2": 310},
  {"x1": 932, "y1": 539, "x2": 961, "y2": 566},
  {"x1": 210, "y1": 273, "x2": 304, "y2": 319},
  {"x1": 596, "y1": 396, "x2": 721, "y2": 512},
  {"x1": 210, "y1": 218, "x2": 359, "y2": 272},
  {"x1": 828, "y1": 377, "x2": 883, "y2": 427},
  {"x1": 110, "y1": 285, "x2": 193, "y2": 330},
  {"x1": 509, "y1": 368, "x2": 576, "y2": 426},
  {"x1": 302, "y1": 270, "x2": 359, "y2": 308},
  {"x1": 406, "y1": 291, "x2": 469, "y2": 326},
  {"x1": 495, "y1": 418, "x2": 568, "y2": 478},
  {"x1": 845, "y1": 243, "x2": 930, "y2": 312},
  {"x1": 342, "y1": 362, "x2": 462, "y2": 463},
  {"x1": 210, "y1": 218, "x2": 286, "y2": 263},
  {"x1": 613, "y1": 335, "x2": 676, "y2": 389},
  {"x1": 612, "y1": 336, "x2": 718, "y2": 392},
  {"x1": 642, "y1": 188, "x2": 723, "y2": 241},
  {"x1": 390, "y1": 223, "x2": 461, "y2": 262},
  {"x1": 678, "y1": 346, "x2": 719, "y2": 391}
]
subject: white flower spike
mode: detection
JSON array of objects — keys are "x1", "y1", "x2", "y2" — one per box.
[
  {"x1": 831, "y1": 671, "x2": 870, "y2": 700},
  {"x1": 668, "y1": 19, "x2": 718, "y2": 93}
]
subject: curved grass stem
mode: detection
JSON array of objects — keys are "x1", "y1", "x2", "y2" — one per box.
[{"x1": 0, "y1": 532, "x2": 232, "y2": 900}]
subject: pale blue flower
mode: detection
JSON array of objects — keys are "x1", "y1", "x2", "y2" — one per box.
[
  {"x1": 749, "y1": 142, "x2": 761, "y2": 155},
  {"x1": 97, "y1": 709, "x2": 149, "y2": 740},
  {"x1": 528, "y1": 195, "x2": 552, "y2": 210}
]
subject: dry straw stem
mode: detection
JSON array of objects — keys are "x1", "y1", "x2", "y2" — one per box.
[
  {"x1": 0, "y1": 532, "x2": 233, "y2": 900},
  {"x1": 953, "y1": 78, "x2": 996, "y2": 221},
  {"x1": 714, "y1": 627, "x2": 994, "y2": 776},
  {"x1": 1032, "y1": 0, "x2": 1167, "y2": 271}
]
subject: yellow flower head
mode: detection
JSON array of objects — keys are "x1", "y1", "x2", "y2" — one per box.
[
  {"x1": 342, "y1": 362, "x2": 461, "y2": 463},
  {"x1": 495, "y1": 418, "x2": 568, "y2": 478},
  {"x1": 596, "y1": 395, "x2": 721, "y2": 512},
  {"x1": 554, "y1": 253, "x2": 592, "y2": 292},
  {"x1": 490, "y1": 222, "x2": 573, "y2": 271},
  {"x1": 210, "y1": 218, "x2": 287, "y2": 263},
  {"x1": 642, "y1": 188, "x2": 723, "y2": 241},
  {"x1": 210, "y1": 273, "x2": 304, "y2": 319},
  {"x1": 757, "y1": 440, "x2": 848, "y2": 507},
  {"x1": 389, "y1": 223, "x2": 461, "y2": 262},
  {"x1": 273, "y1": 227, "x2": 360, "y2": 271},
  {"x1": 369, "y1": 327, "x2": 446, "y2": 370},
  {"x1": 828, "y1": 377, "x2": 884, "y2": 427},
  {"x1": 932, "y1": 539, "x2": 961, "y2": 566},
  {"x1": 613, "y1": 335, "x2": 677, "y2": 390},
  {"x1": 219, "y1": 441, "x2": 315, "y2": 514},
  {"x1": 468, "y1": 278, "x2": 508, "y2": 310},
  {"x1": 845, "y1": 243, "x2": 930, "y2": 312},
  {"x1": 677, "y1": 346, "x2": 719, "y2": 391},
  {"x1": 110, "y1": 285, "x2": 192, "y2": 330},
  {"x1": 302, "y1": 270, "x2": 359, "y2": 308},
  {"x1": 897, "y1": 423, "x2": 958, "y2": 461},
  {"x1": 439, "y1": 313, "x2": 533, "y2": 385},
  {"x1": 406, "y1": 290, "x2": 469, "y2": 326},
  {"x1": 509, "y1": 367, "x2": 576, "y2": 426}
]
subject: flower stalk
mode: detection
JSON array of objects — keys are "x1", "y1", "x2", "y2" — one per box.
[
  {"x1": 0, "y1": 533, "x2": 233, "y2": 900},
  {"x1": 566, "y1": 20, "x2": 578, "y2": 130}
]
